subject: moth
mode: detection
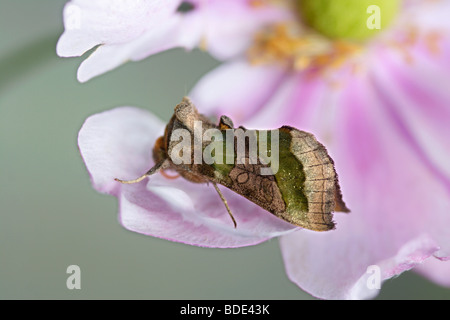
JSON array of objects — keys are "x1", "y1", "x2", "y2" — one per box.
[{"x1": 116, "y1": 97, "x2": 349, "y2": 231}]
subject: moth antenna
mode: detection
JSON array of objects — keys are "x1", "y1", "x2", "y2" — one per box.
[
  {"x1": 212, "y1": 182, "x2": 237, "y2": 228},
  {"x1": 114, "y1": 175, "x2": 148, "y2": 185},
  {"x1": 114, "y1": 160, "x2": 168, "y2": 184}
]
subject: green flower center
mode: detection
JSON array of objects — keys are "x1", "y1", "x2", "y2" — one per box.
[{"x1": 296, "y1": 0, "x2": 401, "y2": 41}]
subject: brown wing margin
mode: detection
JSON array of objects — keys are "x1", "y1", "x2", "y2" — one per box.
[{"x1": 285, "y1": 127, "x2": 350, "y2": 231}]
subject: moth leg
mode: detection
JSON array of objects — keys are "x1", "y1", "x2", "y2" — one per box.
[
  {"x1": 114, "y1": 160, "x2": 169, "y2": 184},
  {"x1": 212, "y1": 182, "x2": 237, "y2": 229}
]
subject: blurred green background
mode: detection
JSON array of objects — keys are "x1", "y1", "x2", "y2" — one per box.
[{"x1": 1, "y1": 0, "x2": 449, "y2": 300}]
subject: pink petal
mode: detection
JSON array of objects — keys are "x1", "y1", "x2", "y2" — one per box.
[
  {"x1": 119, "y1": 179, "x2": 296, "y2": 248},
  {"x1": 370, "y1": 41, "x2": 450, "y2": 186},
  {"x1": 187, "y1": 0, "x2": 292, "y2": 60},
  {"x1": 189, "y1": 46, "x2": 450, "y2": 291},
  {"x1": 244, "y1": 71, "x2": 343, "y2": 134},
  {"x1": 415, "y1": 257, "x2": 450, "y2": 287},
  {"x1": 368, "y1": 46, "x2": 450, "y2": 258},
  {"x1": 278, "y1": 65, "x2": 450, "y2": 298},
  {"x1": 189, "y1": 59, "x2": 288, "y2": 125},
  {"x1": 78, "y1": 106, "x2": 296, "y2": 248},
  {"x1": 78, "y1": 107, "x2": 164, "y2": 196},
  {"x1": 281, "y1": 230, "x2": 439, "y2": 300},
  {"x1": 399, "y1": 0, "x2": 450, "y2": 31}
]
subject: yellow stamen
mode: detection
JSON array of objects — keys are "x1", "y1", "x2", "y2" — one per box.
[
  {"x1": 248, "y1": 19, "x2": 445, "y2": 78},
  {"x1": 249, "y1": 0, "x2": 265, "y2": 8},
  {"x1": 387, "y1": 26, "x2": 444, "y2": 64},
  {"x1": 425, "y1": 31, "x2": 442, "y2": 55},
  {"x1": 247, "y1": 23, "x2": 362, "y2": 73}
]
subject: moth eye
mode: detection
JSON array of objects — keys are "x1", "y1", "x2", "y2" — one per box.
[{"x1": 219, "y1": 115, "x2": 234, "y2": 129}]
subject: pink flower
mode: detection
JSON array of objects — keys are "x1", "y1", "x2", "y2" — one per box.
[
  {"x1": 189, "y1": 1, "x2": 450, "y2": 299},
  {"x1": 61, "y1": 0, "x2": 450, "y2": 298},
  {"x1": 57, "y1": 0, "x2": 288, "y2": 82}
]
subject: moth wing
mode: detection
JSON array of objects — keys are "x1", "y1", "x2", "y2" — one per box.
[
  {"x1": 225, "y1": 161, "x2": 287, "y2": 216},
  {"x1": 286, "y1": 127, "x2": 349, "y2": 231}
]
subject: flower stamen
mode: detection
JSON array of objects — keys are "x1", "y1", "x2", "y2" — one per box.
[
  {"x1": 387, "y1": 26, "x2": 444, "y2": 64},
  {"x1": 425, "y1": 31, "x2": 442, "y2": 56},
  {"x1": 247, "y1": 23, "x2": 363, "y2": 72}
]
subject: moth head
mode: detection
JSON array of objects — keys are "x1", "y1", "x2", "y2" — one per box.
[{"x1": 174, "y1": 96, "x2": 199, "y2": 129}]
